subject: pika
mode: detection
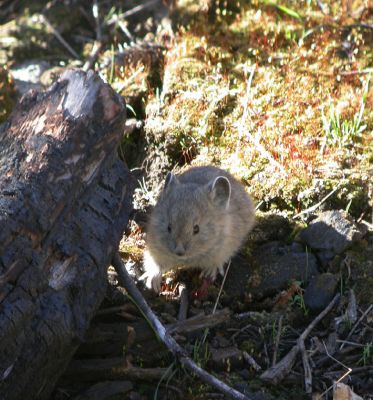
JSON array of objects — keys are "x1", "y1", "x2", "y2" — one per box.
[{"x1": 142, "y1": 166, "x2": 255, "y2": 292}]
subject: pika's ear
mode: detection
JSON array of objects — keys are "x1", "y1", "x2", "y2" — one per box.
[
  {"x1": 209, "y1": 176, "x2": 231, "y2": 209},
  {"x1": 164, "y1": 172, "x2": 179, "y2": 192}
]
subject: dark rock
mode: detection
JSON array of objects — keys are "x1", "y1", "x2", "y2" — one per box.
[
  {"x1": 304, "y1": 273, "x2": 339, "y2": 312},
  {"x1": 246, "y1": 241, "x2": 319, "y2": 299},
  {"x1": 298, "y1": 210, "x2": 368, "y2": 266},
  {"x1": 223, "y1": 253, "x2": 255, "y2": 299}
]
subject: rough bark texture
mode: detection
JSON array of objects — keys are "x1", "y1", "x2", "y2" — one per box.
[{"x1": 0, "y1": 69, "x2": 135, "y2": 400}]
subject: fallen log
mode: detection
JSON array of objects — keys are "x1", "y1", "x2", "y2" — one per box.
[{"x1": 0, "y1": 69, "x2": 135, "y2": 400}]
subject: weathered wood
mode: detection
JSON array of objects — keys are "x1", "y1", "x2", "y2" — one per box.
[
  {"x1": 64, "y1": 358, "x2": 168, "y2": 381},
  {"x1": 76, "y1": 308, "x2": 232, "y2": 359},
  {"x1": 0, "y1": 69, "x2": 135, "y2": 400}
]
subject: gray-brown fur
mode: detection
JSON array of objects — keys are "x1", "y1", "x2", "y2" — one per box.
[{"x1": 142, "y1": 166, "x2": 255, "y2": 292}]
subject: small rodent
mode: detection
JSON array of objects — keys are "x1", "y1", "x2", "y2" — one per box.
[{"x1": 142, "y1": 166, "x2": 255, "y2": 292}]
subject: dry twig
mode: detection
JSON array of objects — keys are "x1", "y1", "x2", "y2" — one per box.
[
  {"x1": 260, "y1": 294, "x2": 340, "y2": 384},
  {"x1": 82, "y1": 41, "x2": 103, "y2": 71},
  {"x1": 293, "y1": 183, "x2": 342, "y2": 219},
  {"x1": 318, "y1": 342, "x2": 353, "y2": 398},
  {"x1": 122, "y1": 0, "x2": 160, "y2": 19},
  {"x1": 339, "y1": 304, "x2": 373, "y2": 350},
  {"x1": 299, "y1": 338, "x2": 312, "y2": 393},
  {"x1": 40, "y1": 14, "x2": 80, "y2": 59},
  {"x1": 177, "y1": 283, "x2": 189, "y2": 321}
]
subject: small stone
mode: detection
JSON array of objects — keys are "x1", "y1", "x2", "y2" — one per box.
[
  {"x1": 298, "y1": 210, "x2": 367, "y2": 266},
  {"x1": 304, "y1": 273, "x2": 339, "y2": 312}
]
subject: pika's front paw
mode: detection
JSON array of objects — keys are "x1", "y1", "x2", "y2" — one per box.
[
  {"x1": 199, "y1": 264, "x2": 225, "y2": 281},
  {"x1": 142, "y1": 250, "x2": 163, "y2": 293},
  {"x1": 139, "y1": 271, "x2": 162, "y2": 292}
]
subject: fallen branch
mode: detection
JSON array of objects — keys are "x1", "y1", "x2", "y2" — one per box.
[
  {"x1": 339, "y1": 304, "x2": 373, "y2": 350},
  {"x1": 65, "y1": 357, "x2": 168, "y2": 381},
  {"x1": 112, "y1": 253, "x2": 252, "y2": 400},
  {"x1": 260, "y1": 293, "x2": 340, "y2": 384},
  {"x1": 82, "y1": 40, "x2": 103, "y2": 72},
  {"x1": 40, "y1": 14, "x2": 80, "y2": 59},
  {"x1": 299, "y1": 338, "x2": 312, "y2": 393},
  {"x1": 168, "y1": 308, "x2": 231, "y2": 335}
]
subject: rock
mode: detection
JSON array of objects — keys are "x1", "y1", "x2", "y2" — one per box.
[
  {"x1": 298, "y1": 210, "x2": 368, "y2": 266},
  {"x1": 304, "y1": 273, "x2": 339, "y2": 312},
  {"x1": 224, "y1": 253, "x2": 255, "y2": 299},
  {"x1": 247, "y1": 241, "x2": 319, "y2": 299}
]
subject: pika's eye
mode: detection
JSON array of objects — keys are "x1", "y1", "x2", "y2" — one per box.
[
  {"x1": 167, "y1": 224, "x2": 172, "y2": 233},
  {"x1": 193, "y1": 225, "x2": 199, "y2": 234}
]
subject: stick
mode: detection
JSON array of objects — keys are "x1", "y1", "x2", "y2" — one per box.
[
  {"x1": 40, "y1": 14, "x2": 80, "y2": 59},
  {"x1": 82, "y1": 41, "x2": 103, "y2": 72},
  {"x1": 169, "y1": 309, "x2": 231, "y2": 335},
  {"x1": 339, "y1": 304, "x2": 373, "y2": 350},
  {"x1": 201, "y1": 259, "x2": 232, "y2": 344},
  {"x1": 92, "y1": 0, "x2": 102, "y2": 41},
  {"x1": 123, "y1": 0, "x2": 160, "y2": 19},
  {"x1": 293, "y1": 183, "x2": 342, "y2": 219},
  {"x1": 177, "y1": 283, "x2": 189, "y2": 321},
  {"x1": 318, "y1": 341, "x2": 352, "y2": 398},
  {"x1": 213, "y1": 259, "x2": 231, "y2": 315},
  {"x1": 260, "y1": 294, "x2": 340, "y2": 384},
  {"x1": 112, "y1": 253, "x2": 252, "y2": 400},
  {"x1": 298, "y1": 338, "x2": 312, "y2": 393},
  {"x1": 316, "y1": 0, "x2": 328, "y2": 14},
  {"x1": 106, "y1": 0, "x2": 160, "y2": 27}
]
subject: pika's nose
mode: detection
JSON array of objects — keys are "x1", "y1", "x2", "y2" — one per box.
[{"x1": 175, "y1": 244, "x2": 185, "y2": 256}]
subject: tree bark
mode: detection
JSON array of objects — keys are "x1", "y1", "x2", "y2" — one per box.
[{"x1": 0, "y1": 69, "x2": 135, "y2": 400}]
